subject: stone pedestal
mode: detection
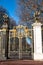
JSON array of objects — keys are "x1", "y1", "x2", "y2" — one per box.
[{"x1": 32, "y1": 22, "x2": 43, "y2": 60}]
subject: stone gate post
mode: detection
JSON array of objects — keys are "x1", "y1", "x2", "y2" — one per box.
[{"x1": 32, "y1": 21, "x2": 43, "y2": 60}]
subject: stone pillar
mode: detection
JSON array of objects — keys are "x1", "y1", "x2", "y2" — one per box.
[
  {"x1": 0, "y1": 30, "x2": 6, "y2": 60},
  {"x1": 32, "y1": 22, "x2": 43, "y2": 60}
]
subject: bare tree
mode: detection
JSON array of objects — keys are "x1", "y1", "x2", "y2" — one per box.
[
  {"x1": 16, "y1": 0, "x2": 43, "y2": 24},
  {"x1": 10, "y1": 18, "x2": 17, "y2": 29}
]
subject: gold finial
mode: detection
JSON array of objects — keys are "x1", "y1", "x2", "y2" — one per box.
[
  {"x1": 25, "y1": 27, "x2": 29, "y2": 37},
  {"x1": 34, "y1": 11, "x2": 40, "y2": 23}
]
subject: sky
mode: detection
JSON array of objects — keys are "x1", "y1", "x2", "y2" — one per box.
[
  {"x1": 0, "y1": 0, "x2": 42, "y2": 24},
  {"x1": 0, "y1": 0, "x2": 19, "y2": 24}
]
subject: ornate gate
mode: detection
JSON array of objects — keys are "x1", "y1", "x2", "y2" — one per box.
[
  {"x1": 8, "y1": 25, "x2": 33, "y2": 59},
  {"x1": 0, "y1": 24, "x2": 43, "y2": 60}
]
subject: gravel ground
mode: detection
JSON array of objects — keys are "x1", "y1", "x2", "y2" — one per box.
[{"x1": 0, "y1": 60, "x2": 43, "y2": 65}]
